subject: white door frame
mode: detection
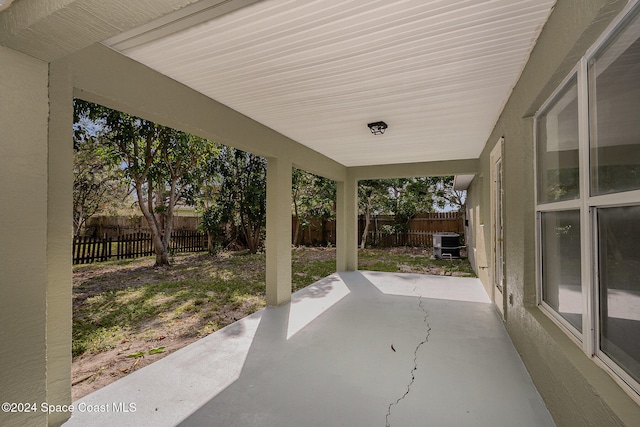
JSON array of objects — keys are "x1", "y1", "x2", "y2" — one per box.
[{"x1": 490, "y1": 138, "x2": 505, "y2": 317}]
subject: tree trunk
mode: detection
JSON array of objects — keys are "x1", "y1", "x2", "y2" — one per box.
[
  {"x1": 207, "y1": 231, "x2": 214, "y2": 253},
  {"x1": 374, "y1": 216, "x2": 379, "y2": 246},
  {"x1": 151, "y1": 232, "x2": 169, "y2": 265},
  {"x1": 156, "y1": 249, "x2": 169, "y2": 265},
  {"x1": 253, "y1": 226, "x2": 262, "y2": 253},
  {"x1": 245, "y1": 224, "x2": 260, "y2": 254},
  {"x1": 293, "y1": 218, "x2": 301, "y2": 246},
  {"x1": 293, "y1": 199, "x2": 301, "y2": 246},
  {"x1": 74, "y1": 206, "x2": 83, "y2": 236},
  {"x1": 134, "y1": 178, "x2": 170, "y2": 266},
  {"x1": 161, "y1": 178, "x2": 178, "y2": 259},
  {"x1": 360, "y1": 207, "x2": 371, "y2": 249}
]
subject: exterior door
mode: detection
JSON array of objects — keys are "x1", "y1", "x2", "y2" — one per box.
[{"x1": 491, "y1": 140, "x2": 505, "y2": 317}]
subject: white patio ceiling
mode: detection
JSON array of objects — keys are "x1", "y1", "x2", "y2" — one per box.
[{"x1": 105, "y1": 0, "x2": 555, "y2": 167}]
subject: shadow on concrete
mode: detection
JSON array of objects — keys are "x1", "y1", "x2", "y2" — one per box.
[{"x1": 65, "y1": 271, "x2": 554, "y2": 427}]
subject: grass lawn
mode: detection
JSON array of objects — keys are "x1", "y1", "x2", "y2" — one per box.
[{"x1": 72, "y1": 246, "x2": 474, "y2": 399}]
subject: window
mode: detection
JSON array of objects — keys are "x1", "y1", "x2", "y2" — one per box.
[
  {"x1": 536, "y1": 76, "x2": 580, "y2": 204},
  {"x1": 540, "y1": 210, "x2": 582, "y2": 333},
  {"x1": 589, "y1": 11, "x2": 640, "y2": 196},
  {"x1": 536, "y1": 71, "x2": 583, "y2": 339},
  {"x1": 536, "y1": 2, "x2": 640, "y2": 398},
  {"x1": 597, "y1": 206, "x2": 640, "y2": 385}
]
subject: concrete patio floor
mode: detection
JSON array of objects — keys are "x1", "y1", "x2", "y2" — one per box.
[{"x1": 64, "y1": 271, "x2": 555, "y2": 427}]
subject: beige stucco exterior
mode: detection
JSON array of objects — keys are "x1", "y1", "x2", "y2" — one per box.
[
  {"x1": 1, "y1": 0, "x2": 639, "y2": 425},
  {"x1": 265, "y1": 154, "x2": 293, "y2": 306},
  {"x1": 464, "y1": 0, "x2": 640, "y2": 425},
  {"x1": 0, "y1": 45, "x2": 50, "y2": 427}
]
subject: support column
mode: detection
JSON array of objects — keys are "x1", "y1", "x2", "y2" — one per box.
[
  {"x1": 47, "y1": 60, "x2": 74, "y2": 425},
  {"x1": 0, "y1": 46, "x2": 50, "y2": 427},
  {"x1": 336, "y1": 172, "x2": 358, "y2": 271},
  {"x1": 265, "y1": 155, "x2": 292, "y2": 306}
]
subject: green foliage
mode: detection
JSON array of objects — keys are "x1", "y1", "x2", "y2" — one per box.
[
  {"x1": 73, "y1": 133, "x2": 130, "y2": 235},
  {"x1": 358, "y1": 179, "x2": 393, "y2": 248},
  {"x1": 423, "y1": 176, "x2": 466, "y2": 211},
  {"x1": 385, "y1": 178, "x2": 433, "y2": 232},
  {"x1": 200, "y1": 204, "x2": 224, "y2": 233},
  {"x1": 210, "y1": 147, "x2": 267, "y2": 253},
  {"x1": 200, "y1": 204, "x2": 225, "y2": 253},
  {"x1": 74, "y1": 99, "x2": 218, "y2": 265},
  {"x1": 358, "y1": 179, "x2": 390, "y2": 215},
  {"x1": 357, "y1": 177, "x2": 465, "y2": 247},
  {"x1": 292, "y1": 169, "x2": 336, "y2": 219},
  {"x1": 357, "y1": 176, "x2": 465, "y2": 220},
  {"x1": 292, "y1": 169, "x2": 336, "y2": 245},
  {"x1": 148, "y1": 347, "x2": 165, "y2": 355},
  {"x1": 126, "y1": 352, "x2": 146, "y2": 359}
]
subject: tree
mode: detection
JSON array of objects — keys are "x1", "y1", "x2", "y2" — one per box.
[
  {"x1": 384, "y1": 178, "x2": 436, "y2": 245},
  {"x1": 200, "y1": 203, "x2": 225, "y2": 254},
  {"x1": 75, "y1": 100, "x2": 215, "y2": 266},
  {"x1": 193, "y1": 170, "x2": 224, "y2": 254},
  {"x1": 425, "y1": 176, "x2": 466, "y2": 212},
  {"x1": 358, "y1": 179, "x2": 390, "y2": 248},
  {"x1": 292, "y1": 169, "x2": 336, "y2": 245},
  {"x1": 212, "y1": 146, "x2": 267, "y2": 253},
  {"x1": 357, "y1": 176, "x2": 465, "y2": 247},
  {"x1": 72, "y1": 131, "x2": 130, "y2": 236}
]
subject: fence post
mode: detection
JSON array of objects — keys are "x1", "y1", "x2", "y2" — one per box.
[
  {"x1": 91, "y1": 236, "x2": 98, "y2": 263},
  {"x1": 82, "y1": 236, "x2": 89, "y2": 264}
]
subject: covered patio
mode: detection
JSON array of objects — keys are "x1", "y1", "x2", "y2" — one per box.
[
  {"x1": 2, "y1": 0, "x2": 640, "y2": 425},
  {"x1": 65, "y1": 272, "x2": 553, "y2": 427}
]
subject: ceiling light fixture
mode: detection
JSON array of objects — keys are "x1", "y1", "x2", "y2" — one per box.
[{"x1": 367, "y1": 121, "x2": 388, "y2": 135}]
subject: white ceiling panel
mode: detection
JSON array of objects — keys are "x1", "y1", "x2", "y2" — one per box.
[{"x1": 105, "y1": 0, "x2": 555, "y2": 167}]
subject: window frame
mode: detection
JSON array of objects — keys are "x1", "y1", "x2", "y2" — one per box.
[
  {"x1": 535, "y1": 71, "x2": 581, "y2": 206},
  {"x1": 534, "y1": 0, "x2": 640, "y2": 402},
  {"x1": 593, "y1": 204, "x2": 640, "y2": 394},
  {"x1": 534, "y1": 66, "x2": 584, "y2": 344},
  {"x1": 536, "y1": 209, "x2": 583, "y2": 341}
]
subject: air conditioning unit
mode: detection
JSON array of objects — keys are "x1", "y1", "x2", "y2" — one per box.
[{"x1": 433, "y1": 232, "x2": 462, "y2": 259}]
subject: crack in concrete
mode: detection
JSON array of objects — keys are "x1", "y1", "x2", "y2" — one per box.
[{"x1": 386, "y1": 281, "x2": 431, "y2": 427}]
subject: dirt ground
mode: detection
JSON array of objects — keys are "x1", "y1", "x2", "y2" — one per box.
[
  {"x1": 71, "y1": 253, "x2": 263, "y2": 400},
  {"x1": 72, "y1": 247, "x2": 472, "y2": 400},
  {"x1": 72, "y1": 321, "x2": 206, "y2": 399}
]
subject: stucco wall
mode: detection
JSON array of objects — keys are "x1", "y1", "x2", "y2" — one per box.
[
  {"x1": 0, "y1": 46, "x2": 50, "y2": 427},
  {"x1": 47, "y1": 61, "x2": 74, "y2": 427},
  {"x1": 467, "y1": 0, "x2": 640, "y2": 425},
  {"x1": 466, "y1": 175, "x2": 490, "y2": 298}
]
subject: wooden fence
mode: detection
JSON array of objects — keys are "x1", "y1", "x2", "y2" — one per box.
[
  {"x1": 292, "y1": 212, "x2": 463, "y2": 247},
  {"x1": 359, "y1": 212, "x2": 463, "y2": 247},
  {"x1": 73, "y1": 230, "x2": 207, "y2": 264},
  {"x1": 84, "y1": 215, "x2": 201, "y2": 239},
  {"x1": 291, "y1": 217, "x2": 336, "y2": 246},
  {"x1": 75, "y1": 213, "x2": 462, "y2": 262}
]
